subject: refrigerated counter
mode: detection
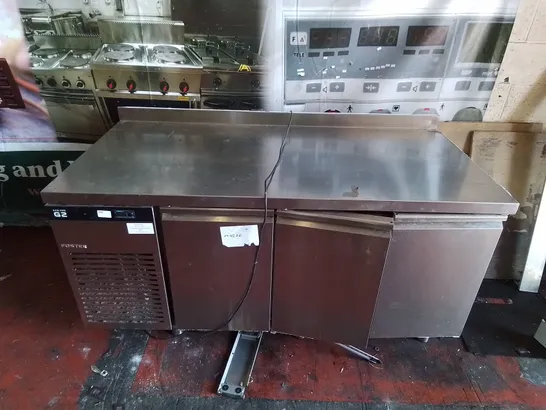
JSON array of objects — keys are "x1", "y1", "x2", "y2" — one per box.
[{"x1": 41, "y1": 108, "x2": 518, "y2": 346}]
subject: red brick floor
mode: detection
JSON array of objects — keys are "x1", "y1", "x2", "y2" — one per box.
[
  {"x1": 1, "y1": 227, "x2": 546, "y2": 409},
  {"x1": 0, "y1": 227, "x2": 109, "y2": 409}
]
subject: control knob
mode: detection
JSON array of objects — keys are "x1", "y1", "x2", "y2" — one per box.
[
  {"x1": 75, "y1": 80, "x2": 85, "y2": 89},
  {"x1": 179, "y1": 81, "x2": 189, "y2": 94},
  {"x1": 213, "y1": 77, "x2": 222, "y2": 87},
  {"x1": 159, "y1": 80, "x2": 169, "y2": 93},
  {"x1": 35, "y1": 77, "x2": 43, "y2": 86},
  {"x1": 47, "y1": 78, "x2": 57, "y2": 87},
  {"x1": 61, "y1": 79, "x2": 71, "y2": 88},
  {"x1": 106, "y1": 78, "x2": 116, "y2": 90},
  {"x1": 250, "y1": 79, "x2": 260, "y2": 89},
  {"x1": 126, "y1": 79, "x2": 136, "y2": 93}
]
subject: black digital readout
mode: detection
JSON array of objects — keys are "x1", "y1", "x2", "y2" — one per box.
[
  {"x1": 309, "y1": 28, "x2": 352, "y2": 49},
  {"x1": 406, "y1": 25, "x2": 449, "y2": 47},
  {"x1": 357, "y1": 26, "x2": 399, "y2": 47}
]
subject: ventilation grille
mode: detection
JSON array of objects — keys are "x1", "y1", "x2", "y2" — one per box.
[{"x1": 69, "y1": 252, "x2": 169, "y2": 327}]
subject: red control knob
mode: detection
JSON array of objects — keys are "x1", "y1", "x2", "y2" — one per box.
[
  {"x1": 159, "y1": 80, "x2": 170, "y2": 93},
  {"x1": 126, "y1": 79, "x2": 136, "y2": 93},
  {"x1": 106, "y1": 79, "x2": 116, "y2": 90},
  {"x1": 179, "y1": 81, "x2": 189, "y2": 94}
]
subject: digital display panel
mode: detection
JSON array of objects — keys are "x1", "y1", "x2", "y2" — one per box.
[
  {"x1": 309, "y1": 28, "x2": 352, "y2": 49},
  {"x1": 406, "y1": 25, "x2": 449, "y2": 47},
  {"x1": 458, "y1": 22, "x2": 513, "y2": 64},
  {"x1": 357, "y1": 26, "x2": 399, "y2": 47}
]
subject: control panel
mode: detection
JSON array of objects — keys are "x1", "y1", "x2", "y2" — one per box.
[
  {"x1": 284, "y1": 15, "x2": 514, "y2": 120},
  {"x1": 34, "y1": 71, "x2": 95, "y2": 91},
  {"x1": 92, "y1": 68, "x2": 202, "y2": 97},
  {"x1": 47, "y1": 205, "x2": 153, "y2": 222}
]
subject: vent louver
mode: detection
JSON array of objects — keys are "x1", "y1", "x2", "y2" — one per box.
[{"x1": 69, "y1": 252, "x2": 170, "y2": 327}]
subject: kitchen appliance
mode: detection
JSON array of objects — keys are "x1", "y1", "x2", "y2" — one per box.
[
  {"x1": 21, "y1": 12, "x2": 86, "y2": 36},
  {"x1": 97, "y1": 17, "x2": 185, "y2": 44},
  {"x1": 31, "y1": 46, "x2": 108, "y2": 140},
  {"x1": 42, "y1": 107, "x2": 518, "y2": 341},
  {"x1": 45, "y1": 205, "x2": 172, "y2": 329},
  {"x1": 189, "y1": 36, "x2": 266, "y2": 110},
  {"x1": 269, "y1": 0, "x2": 518, "y2": 119},
  {"x1": 91, "y1": 43, "x2": 202, "y2": 125}
]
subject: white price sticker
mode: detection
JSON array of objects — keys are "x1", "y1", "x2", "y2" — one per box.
[
  {"x1": 127, "y1": 223, "x2": 155, "y2": 235},
  {"x1": 97, "y1": 210, "x2": 112, "y2": 218},
  {"x1": 220, "y1": 225, "x2": 259, "y2": 248}
]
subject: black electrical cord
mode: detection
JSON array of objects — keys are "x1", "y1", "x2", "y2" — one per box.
[{"x1": 205, "y1": 111, "x2": 294, "y2": 334}]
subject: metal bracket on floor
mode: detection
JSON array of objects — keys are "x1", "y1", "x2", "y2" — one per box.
[
  {"x1": 218, "y1": 331, "x2": 263, "y2": 399},
  {"x1": 336, "y1": 343, "x2": 382, "y2": 365}
]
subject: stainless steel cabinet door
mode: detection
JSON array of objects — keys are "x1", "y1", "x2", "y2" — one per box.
[
  {"x1": 160, "y1": 208, "x2": 273, "y2": 332},
  {"x1": 272, "y1": 211, "x2": 393, "y2": 348},
  {"x1": 370, "y1": 213, "x2": 505, "y2": 338}
]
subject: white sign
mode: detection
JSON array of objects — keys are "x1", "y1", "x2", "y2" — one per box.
[
  {"x1": 290, "y1": 32, "x2": 307, "y2": 46},
  {"x1": 97, "y1": 210, "x2": 112, "y2": 218},
  {"x1": 220, "y1": 225, "x2": 259, "y2": 248},
  {"x1": 127, "y1": 223, "x2": 155, "y2": 235}
]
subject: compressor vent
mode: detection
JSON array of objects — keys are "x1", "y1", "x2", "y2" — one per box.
[{"x1": 69, "y1": 252, "x2": 170, "y2": 328}]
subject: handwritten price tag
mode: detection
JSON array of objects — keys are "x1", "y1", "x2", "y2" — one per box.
[{"x1": 219, "y1": 225, "x2": 259, "y2": 247}]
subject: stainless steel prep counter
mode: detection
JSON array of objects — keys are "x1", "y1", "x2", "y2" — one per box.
[{"x1": 41, "y1": 108, "x2": 518, "y2": 346}]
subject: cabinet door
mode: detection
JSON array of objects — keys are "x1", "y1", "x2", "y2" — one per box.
[
  {"x1": 370, "y1": 213, "x2": 505, "y2": 338},
  {"x1": 161, "y1": 208, "x2": 273, "y2": 332},
  {"x1": 272, "y1": 211, "x2": 393, "y2": 347}
]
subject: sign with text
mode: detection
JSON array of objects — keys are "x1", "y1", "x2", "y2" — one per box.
[{"x1": 0, "y1": 144, "x2": 88, "y2": 212}]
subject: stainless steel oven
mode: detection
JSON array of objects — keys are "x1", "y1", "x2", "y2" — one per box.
[
  {"x1": 199, "y1": 72, "x2": 265, "y2": 111},
  {"x1": 41, "y1": 89, "x2": 108, "y2": 139},
  {"x1": 97, "y1": 91, "x2": 199, "y2": 126}
]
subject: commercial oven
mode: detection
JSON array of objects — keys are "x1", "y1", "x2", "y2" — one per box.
[{"x1": 40, "y1": 89, "x2": 108, "y2": 137}]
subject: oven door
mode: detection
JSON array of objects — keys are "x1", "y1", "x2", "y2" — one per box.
[
  {"x1": 41, "y1": 90, "x2": 108, "y2": 137},
  {"x1": 238, "y1": 97, "x2": 263, "y2": 111},
  {"x1": 101, "y1": 95, "x2": 193, "y2": 125},
  {"x1": 201, "y1": 95, "x2": 263, "y2": 111},
  {"x1": 201, "y1": 97, "x2": 237, "y2": 110}
]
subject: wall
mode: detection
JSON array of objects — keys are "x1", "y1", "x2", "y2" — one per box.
[
  {"x1": 484, "y1": 0, "x2": 546, "y2": 125},
  {"x1": 16, "y1": 0, "x2": 170, "y2": 17}
]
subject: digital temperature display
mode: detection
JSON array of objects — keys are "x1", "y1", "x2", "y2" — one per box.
[
  {"x1": 357, "y1": 26, "x2": 399, "y2": 47},
  {"x1": 406, "y1": 25, "x2": 449, "y2": 47},
  {"x1": 309, "y1": 28, "x2": 352, "y2": 49}
]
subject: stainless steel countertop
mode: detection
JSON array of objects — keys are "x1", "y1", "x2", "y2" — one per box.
[{"x1": 41, "y1": 109, "x2": 519, "y2": 215}]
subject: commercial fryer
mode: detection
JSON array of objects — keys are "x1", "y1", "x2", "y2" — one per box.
[{"x1": 41, "y1": 108, "x2": 518, "y2": 346}]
